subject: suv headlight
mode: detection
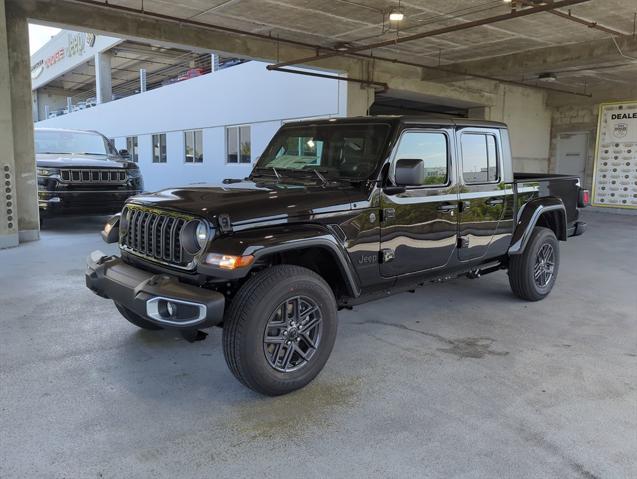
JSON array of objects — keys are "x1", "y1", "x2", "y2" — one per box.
[
  {"x1": 37, "y1": 167, "x2": 58, "y2": 177},
  {"x1": 180, "y1": 220, "x2": 212, "y2": 254},
  {"x1": 127, "y1": 167, "x2": 142, "y2": 178}
]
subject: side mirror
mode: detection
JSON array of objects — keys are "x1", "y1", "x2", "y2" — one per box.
[
  {"x1": 119, "y1": 149, "x2": 131, "y2": 160},
  {"x1": 395, "y1": 158, "x2": 424, "y2": 186}
]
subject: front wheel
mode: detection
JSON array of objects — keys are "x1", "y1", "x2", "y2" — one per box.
[
  {"x1": 508, "y1": 226, "x2": 560, "y2": 301},
  {"x1": 222, "y1": 265, "x2": 338, "y2": 396}
]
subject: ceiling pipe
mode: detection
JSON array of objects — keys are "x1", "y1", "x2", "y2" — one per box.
[
  {"x1": 268, "y1": 67, "x2": 388, "y2": 92},
  {"x1": 519, "y1": 0, "x2": 629, "y2": 36},
  {"x1": 267, "y1": 0, "x2": 591, "y2": 69}
]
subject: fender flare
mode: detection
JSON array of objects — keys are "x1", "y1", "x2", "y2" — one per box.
[
  {"x1": 509, "y1": 198, "x2": 567, "y2": 255},
  {"x1": 198, "y1": 224, "x2": 361, "y2": 297}
]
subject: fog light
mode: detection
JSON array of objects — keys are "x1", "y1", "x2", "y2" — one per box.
[
  {"x1": 158, "y1": 300, "x2": 177, "y2": 318},
  {"x1": 204, "y1": 253, "x2": 254, "y2": 270}
]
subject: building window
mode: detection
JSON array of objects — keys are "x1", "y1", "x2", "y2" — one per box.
[
  {"x1": 184, "y1": 130, "x2": 203, "y2": 163},
  {"x1": 461, "y1": 134, "x2": 498, "y2": 183},
  {"x1": 226, "y1": 126, "x2": 251, "y2": 163},
  {"x1": 394, "y1": 131, "x2": 448, "y2": 186},
  {"x1": 126, "y1": 136, "x2": 139, "y2": 162},
  {"x1": 152, "y1": 133, "x2": 167, "y2": 163}
]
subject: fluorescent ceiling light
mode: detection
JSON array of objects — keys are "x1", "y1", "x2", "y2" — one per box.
[{"x1": 389, "y1": 10, "x2": 404, "y2": 21}]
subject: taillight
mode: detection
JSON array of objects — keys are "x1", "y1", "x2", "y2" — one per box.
[{"x1": 579, "y1": 189, "x2": 590, "y2": 207}]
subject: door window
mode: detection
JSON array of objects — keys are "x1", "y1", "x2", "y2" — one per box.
[
  {"x1": 461, "y1": 134, "x2": 498, "y2": 183},
  {"x1": 394, "y1": 132, "x2": 448, "y2": 186}
]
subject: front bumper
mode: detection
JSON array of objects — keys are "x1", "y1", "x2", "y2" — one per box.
[
  {"x1": 85, "y1": 250, "x2": 225, "y2": 329},
  {"x1": 39, "y1": 189, "x2": 141, "y2": 215}
]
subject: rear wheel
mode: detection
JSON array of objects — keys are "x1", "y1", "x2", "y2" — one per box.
[
  {"x1": 223, "y1": 265, "x2": 338, "y2": 396},
  {"x1": 114, "y1": 302, "x2": 163, "y2": 330},
  {"x1": 509, "y1": 226, "x2": 560, "y2": 301}
]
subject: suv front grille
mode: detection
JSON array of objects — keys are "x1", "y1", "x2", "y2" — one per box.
[
  {"x1": 60, "y1": 168, "x2": 126, "y2": 184},
  {"x1": 120, "y1": 205, "x2": 194, "y2": 269}
]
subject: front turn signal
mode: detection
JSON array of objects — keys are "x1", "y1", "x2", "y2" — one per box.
[{"x1": 204, "y1": 253, "x2": 254, "y2": 270}]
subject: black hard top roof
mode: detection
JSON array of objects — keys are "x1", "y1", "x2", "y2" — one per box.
[{"x1": 283, "y1": 115, "x2": 507, "y2": 129}]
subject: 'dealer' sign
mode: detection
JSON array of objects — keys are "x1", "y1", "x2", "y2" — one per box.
[{"x1": 592, "y1": 101, "x2": 637, "y2": 209}]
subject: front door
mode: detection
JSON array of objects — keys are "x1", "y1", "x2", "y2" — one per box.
[
  {"x1": 456, "y1": 128, "x2": 508, "y2": 262},
  {"x1": 380, "y1": 128, "x2": 459, "y2": 277}
]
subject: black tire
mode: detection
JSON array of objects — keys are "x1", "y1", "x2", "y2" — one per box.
[
  {"x1": 114, "y1": 302, "x2": 163, "y2": 330},
  {"x1": 223, "y1": 265, "x2": 338, "y2": 396},
  {"x1": 509, "y1": 226, "x2": 560, "y2": 301}
]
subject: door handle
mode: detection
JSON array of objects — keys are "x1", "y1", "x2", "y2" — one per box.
[
  {"x1": 437, "y1": 203, "x2": 458, "y2": 213},
  {"x1": 486, "y1": 197, "x2": 504, "y2": 206}
]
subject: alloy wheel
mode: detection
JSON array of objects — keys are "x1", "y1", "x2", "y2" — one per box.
[
  {"x1": 534, "y1": 243, "x2": 555, "y2": 288},
  {"x1": 263, "y1": 296, "x2": 323, "y2": 373}
]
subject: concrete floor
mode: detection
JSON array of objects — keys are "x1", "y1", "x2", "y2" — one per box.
[{"x1": 1, "y1": 211, "x2": 635, "y2": 478}]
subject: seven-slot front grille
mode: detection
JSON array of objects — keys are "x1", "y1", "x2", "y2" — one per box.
[
  {"x1": 120, "y1": 206, "x2": 194, "y2": 269},
  {"x1": 60, "y1": 168, "x2": 127, "y2": 184}
]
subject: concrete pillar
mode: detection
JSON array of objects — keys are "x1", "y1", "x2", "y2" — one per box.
[
  {"x1": 4, "y1": 2, "x2": 39, "y2": 246},
  {"x1": 346, "y1": 82, "x2": 374, "y2": 117},
  {"x1": 139, "y1": 68, "x2": 146, "y2": 92},
  {"x1": 95, "y1": 51, "x2": 112, "y2": 104},
  {"x1": 211, "y1": 53, "x2": 219, "y2": 72},
  {"x1": 66, "y1": 96, "x2": 72, "y2": 112},
  {"x1": 0, "y1": 0, "x2": 18, "y2": 247}
]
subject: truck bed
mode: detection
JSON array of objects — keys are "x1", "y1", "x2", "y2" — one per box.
[{"x1": 513, "y1": 172, "x2": 581, "y2": 227}]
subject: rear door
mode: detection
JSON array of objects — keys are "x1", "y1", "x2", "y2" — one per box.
[
  {"x1": 456, "y1": 128, "x2": 508, "y2": 262},
  {"x1": 380, "y1": 128, "x2": 460, "y2": 277}
]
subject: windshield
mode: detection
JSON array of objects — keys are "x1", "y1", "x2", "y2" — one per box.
[
  {"x1": 35, "y1": 130, "x2": 115, "y2": 156},
  {"x1": 255, "y1": 123, "x2": 390, "y2": 180}
]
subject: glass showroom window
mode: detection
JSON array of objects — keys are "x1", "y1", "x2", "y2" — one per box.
[
  {"x1": 126, "y1": 136, "x2": 139, "y2": 162},
  {"x1": 152, "y1": 133, "x2": 167, "y2": 163},
  {"x1": 226, "y1": 126, "x2": 251, "y2": 163},
  {"x1": 184, "y1": 130, "x2": 204, "y2": 163}
]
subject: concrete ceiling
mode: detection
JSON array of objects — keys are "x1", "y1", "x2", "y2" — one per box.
[{"x1": 97, "y1": 0, "x2": 637, "y2": 92}]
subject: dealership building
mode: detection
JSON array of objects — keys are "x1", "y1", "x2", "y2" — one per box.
[{"x1": 31, "y1": 29, "x2": 348, "y2": 191}]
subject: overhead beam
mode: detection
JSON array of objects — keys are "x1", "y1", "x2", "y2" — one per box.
[
  {"x1": 9, "y1": 0, "x2": 355, "y2": 72},
  {"x1": 421, "y1": 36, "x2": 637, "y2": 82},
  {"x1": 7, "y1": 0, "x2": 499, "y2": 106},
  {"x1": 268, "y1": 0, "x2": 591, "y2": 69}
]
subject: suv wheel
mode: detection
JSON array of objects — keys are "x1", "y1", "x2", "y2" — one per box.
[
  {"x1": 222, "y1": 265, "x2": 338, "y2": 396},
  {"x1": 114, "y1": 302, "x2": 163, "y2": 330},
  {"x1": 509, "y1": 226, "x2": 560, "y2": 301}
]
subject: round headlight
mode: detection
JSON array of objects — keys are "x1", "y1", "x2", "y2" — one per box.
[
  {"x1": 120, "y1": 207, "x2": 130, "y2": 235},
  {"x1": 180, "y1": 220, "x2": 209, "y2": 255},
  {"x1": 196, "y1": 222, "x2": 209, "y2": 249}
]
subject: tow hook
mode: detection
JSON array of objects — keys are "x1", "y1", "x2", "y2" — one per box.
[{"x1": 180, "y1": 329, "x2": 208, "y2": 343}]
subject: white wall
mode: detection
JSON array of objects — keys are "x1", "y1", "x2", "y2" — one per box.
[
  {"x1": 484, "y1": 84, "x2": 552, "y2": 173},
  {"x1": 36, "y1": 61, "x2": 345, "y2": 191}
]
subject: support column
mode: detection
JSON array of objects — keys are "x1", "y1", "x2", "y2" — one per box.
[
  {"x1": 0, "y1": 0, "x2": 18, "y2": 247},
  {"x1": 95, "y1": 51, "x2": 112, "y2": 104},
  {"x1": 346, "y1": 82, "x2": 374, "y2": 117},
  {"x1": 139, "y1": 68, "x2": 146, "y2": 92},
  {"x1": 4, "y1": 1, "x2": 39, "y2": 245}
]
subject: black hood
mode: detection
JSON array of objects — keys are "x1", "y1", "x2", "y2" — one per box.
[
  {"x1": 128, "y1": 180, "x2": 369, "y2": 226},
  {"x1": 36, "y1": 153, "x2": 133, "y2": 169}
]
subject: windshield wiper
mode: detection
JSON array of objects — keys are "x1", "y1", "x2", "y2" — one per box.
[
  {"x1": 252, "y1": 166, "x2": 283, "y2": 180},
  {"x1": 311, "y1": 168, "x2": 327, "y2": 186}
]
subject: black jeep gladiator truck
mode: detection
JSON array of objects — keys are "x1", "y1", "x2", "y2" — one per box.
[
  {"x1": 35, "y1": 128, "x2": 143, "y2": 218},
  {"x1": 86, "y1": 116, "x2": 588, "y2": 395}
]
